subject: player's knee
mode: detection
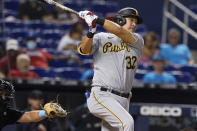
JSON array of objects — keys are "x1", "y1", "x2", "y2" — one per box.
[{"x1": 124, "y1": 116, "x2": 134, "y2": 130}]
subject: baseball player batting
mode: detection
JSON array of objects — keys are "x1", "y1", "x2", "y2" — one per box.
[{"x1": 78, "y1": 7, "x2": 144, "y2": 131}]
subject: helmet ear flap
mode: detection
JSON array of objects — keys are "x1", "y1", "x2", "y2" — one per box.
[{"x1": 114, "y1": 15, "x2": 126, "y2": 26}]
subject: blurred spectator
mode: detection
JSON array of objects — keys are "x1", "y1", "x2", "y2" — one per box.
[
  {"x1": 140, "y1": 32, "x2": 159, "y2": 64},
  {"x1": 80, "y1": 64, "x2": 94, "y2": 81},
  {"x1": 73, "y1": 22, "x2": 86, "y2": 34},
  {"x1": 8, "y1": 54, "x2": 38, "y2": 79},
  {"x1": 57, "y1": 27, "x2": 83, "y2": 66},
  {"x1": 28, "y1": 90, "x2": 44, "y2": 111},
  {"x1": 25, "y1": 32, "x2": 82, "y2": 67},
  {"x1": 80, "y1": 69, "x2": 93, "y2": 81},
  {"x1": 43, "y1": 8, "x2": 78, "y2": 24},
  {"x1": 143, "y1": 54, "x2": 177, "y2": 83},
  {"x1": 160, "y1": 28, "x2": 194, "y2": 66},
  {"x1": 24, "y1": 32, "x2": 52, "y2": 68},
  {"x1": 57, "y1": 28, "x2": 82, "y2": 51},
  {"x1": 17, "y1": 90, "x2": 47, "y2": 131},
  {"x1": 0, "y1": 39, "x2": 20, "y2": 78},
  {"x1": 19, "y1": 0, "x2": 47, "y2": 21}
]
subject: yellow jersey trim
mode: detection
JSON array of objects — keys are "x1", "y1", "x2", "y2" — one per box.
[{"x1": 77, "y1": 45, "x2": 91, "y2": 56}]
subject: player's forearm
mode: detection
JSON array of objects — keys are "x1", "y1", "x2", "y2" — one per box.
[
  {"x1": 17, "y1": 110, "x2": 45, "y2": 123},
  {"x1": 79, "y1": 35, "x2": 93, "y2": 54},
  {"x1": 103, "y1": 19, "x2": 125, "y2": 36},
  {"x1": 97, "y1": 18, "x2": 136, "y2": 44}
]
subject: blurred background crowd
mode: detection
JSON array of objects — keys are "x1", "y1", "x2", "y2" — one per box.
[
  {"x1": 0, "y1": 0, "x2": 197, "y2": 131},
  {"x1": 0, "y1": 0, "x2": 197, "y2": 83}
]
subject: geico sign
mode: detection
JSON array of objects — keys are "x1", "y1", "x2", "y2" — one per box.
[{"x1": 140, "y1": 106, "x2": 182, "y2": 117}]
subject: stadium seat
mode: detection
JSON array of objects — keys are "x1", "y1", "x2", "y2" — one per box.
[
  {"x1": 138, "y1": 64, "x2": 153, "y2": 71},
  {"x1": 11, "y1": 31, "x2": 27, "y2": 39},
  {"x1": 37, "y1": 39, "x2": 54, "y2": 49},
  {"x1": 32, "y1": 68, "x2": 57, "y2": 78},
  {"x1": 49, "y1": 60, "x2": 69, "y2": 68},
  {"x1": 58, "y1": 24, "x2": 72, "y2": 31},
  {"x1": 82, "y1": 59, "x2": 92, "y2": 68},
  {"x1": 50, "y1": 59, "x2": 79, "y2": 68},
  {"x1": 55, "y1": 67, "x2": 82, "y2": 79},
  {"x1": 5, "y1": 22, "x2": 24, "y2": 29},
  {"x1": 43, "y1": 23, "x2": 59, "y2": 30},
  {"x1": 4, "y1": 11, "x2": 18, "y2": 18},
  {"x1": 135, "y1": 69, "x2": 148, "y2": 80},
  {"x1": 135, "y1": 73, "x2": 146, "y2": 80},
  {"x1": 164, "y1": 65, "x2": 178, "y2": 71},
  {"x1": 42, "y1": 32, "x2": 61, "y2": 40},
  {"x1": 91, "y1": 2, "x2": 118, "y2": 15},
  {"x1": 4, "y1": 0, "x2": 19, "y2": 11},
  {"x1": 171, "y1": 72, "x2": 194, "y2": 83},
  {"x1": 180, "y1": 66, "x2": 196, "y2": 76},
  {"x1": 78, "y1": 54, "x2": 93, "y2": 60},
  {"x1": 63, "y1": 3, "x2": 81, "y2": 10},
  {"x1": 29, "y1": 21, "x2": 46, "y2": 30}
]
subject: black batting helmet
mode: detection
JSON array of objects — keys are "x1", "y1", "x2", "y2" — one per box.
[{"x1": 114, "y1": 7, "x2": 143, "y2": 26}]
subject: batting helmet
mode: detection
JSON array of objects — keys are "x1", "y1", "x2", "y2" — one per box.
[{"x1": 114, "y1": 7, "x2": 143, "y2": 26}]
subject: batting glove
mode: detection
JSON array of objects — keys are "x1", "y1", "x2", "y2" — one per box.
[
  {"x1": 89, "y1": 26, "x2": 97, "y2": 33},
  {"x1": 79, "y1": 10, "x2": 89, "y2": 19},
  {"x1": 79, "y1": 10, "x2": 98, "y2": 28}
]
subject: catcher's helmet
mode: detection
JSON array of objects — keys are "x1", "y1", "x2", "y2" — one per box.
[
  {"x1": 114, "y1": 7, "x2": 143, "y2": 26},
  {"x1": 0, "y1": 79, "x2": 15, "y2": 108}
]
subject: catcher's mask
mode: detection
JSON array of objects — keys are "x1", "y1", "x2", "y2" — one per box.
[
  {"x1": 114, "y1": 7, "x2": 143, "y2": 26},
  {"x1": 0, "y1": 79, "x2": 15, "y2": 108}
]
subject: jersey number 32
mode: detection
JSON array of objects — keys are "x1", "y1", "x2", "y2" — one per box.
[{"x1": 125, "y1": 56, "x2": 137, "y2": 69}]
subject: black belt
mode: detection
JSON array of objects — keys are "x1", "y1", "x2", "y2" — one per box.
[{"x1": 100, "y1": 87, "x2": 130, "y2": 98}]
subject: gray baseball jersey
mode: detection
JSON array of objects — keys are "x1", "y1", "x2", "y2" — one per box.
[{"x1": 91, "y1": 32, "x2": 144, "y2": 93}]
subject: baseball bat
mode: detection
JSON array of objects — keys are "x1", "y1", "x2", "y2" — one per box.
[{"x1": 39, "y1": 0, "x2": 79, "y2": 15}]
